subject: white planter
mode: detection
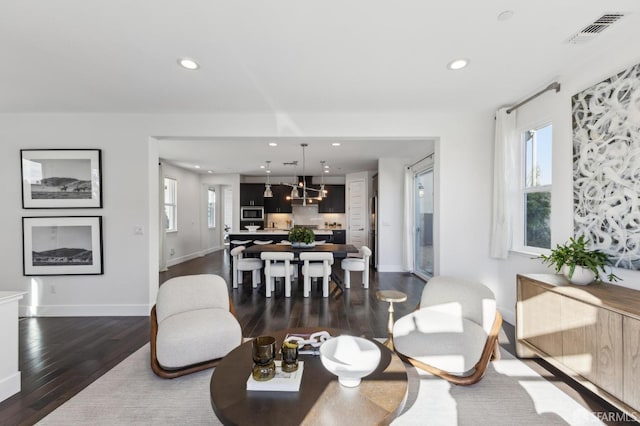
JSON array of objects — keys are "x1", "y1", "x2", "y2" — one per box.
[{"x1": 562, "y1": 265, "x2": 596, "y2": 285}]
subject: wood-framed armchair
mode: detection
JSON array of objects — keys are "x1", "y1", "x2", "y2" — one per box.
[
  {"x1": 150, "y1": 274, "x2": 242, "y2": 379},
  {"x1": 392, "y1": 275, "x2": 502, "y2": 385}
]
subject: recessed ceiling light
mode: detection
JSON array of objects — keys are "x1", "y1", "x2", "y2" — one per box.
[
  {"x1": 194, "y1": 165, "x2": 201, "y2": 169},
  {"x1": 332, "y1": 143, "x2": 341, "y2": 146},
  {"x1": 269, "y1": 142, "x2": 278, "y2": 147},
  {"x1": 324, "y1": 164, "x2": 330, "y2": 169},
  {"x1": 260, "y1": 165, "x2": 265, "y2": 169},
  {"x1": 266, "y1": 170, "x2": 271, "y2": 174},
  {"x1": 324, "y1": 170, "x2": 330, "y2": 173},
  {"x1": 497, "y1": 10, "x2": 514, "y2": 21},
  {"x1": 207, "y1": 170, "x2": 213, "y2": 174},
  {"x1": 447, "y1": 59, "x2": 469, "y2": 70},
  {"x1": 178, "y1": 57, "x2": 200, "y2": 70}
]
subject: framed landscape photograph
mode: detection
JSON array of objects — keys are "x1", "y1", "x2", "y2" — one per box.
[
  {"x1": 21, "y1": 149, "x2": 102, "y2": 208},
  {"x1": 22, "y1": 216, "x2": 103, "y2": 276}
]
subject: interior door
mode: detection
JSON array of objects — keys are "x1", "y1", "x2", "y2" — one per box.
[
  {"x1": 414, "y1": 169, "x2": 433, "y2": 278},
  {"x1": 348, "y1": 179, "x2": 367, "y2": 249}
]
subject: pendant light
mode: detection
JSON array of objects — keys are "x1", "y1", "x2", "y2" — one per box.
[
  {"x1": 263, "y1": 161, "x2": 273, "y2": 198},
  {"x1": 290, "y1": 159, "x2": 299, "y2": 198},
  {"x1": 318, "y1": 161, "x2": 327, "y2": 200}
]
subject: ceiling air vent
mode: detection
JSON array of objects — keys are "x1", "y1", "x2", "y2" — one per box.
[{"x1": 567, "y1": 13, "x2": 625, "y2": 44}]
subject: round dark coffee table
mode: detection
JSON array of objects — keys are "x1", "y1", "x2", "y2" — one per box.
[{"x1": 210, "y1": 327, "x2": 408, "y2": 425}]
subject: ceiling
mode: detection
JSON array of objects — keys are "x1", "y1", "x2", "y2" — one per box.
[
  {"x1": 2, "y1": 1, "x2": 639, "y2": 175},
  {"x1": 158, "y1": 137, "x2": 434, "y2": 176}
]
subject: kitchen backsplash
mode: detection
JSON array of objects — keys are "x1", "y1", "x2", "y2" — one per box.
[{"x1": 266, "y1": 205, "x2": 345, "y2": 229}]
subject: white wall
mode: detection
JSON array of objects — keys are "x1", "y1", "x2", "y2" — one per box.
[
  {"x1": 163, "y1": 162, "x2": 203, "y2": 266},
  {"x1": 5, "y1": 101, "x2": 619, "y2": 319},
  {"x1": 377, "y1": 159, "x2": 404, "y2": 272},
  {"x1": 493, "y1": 50, "x2": 640, "y2": 324},
  {"x1": 0, "y1": 111, "x2": 496, "y2": 316}
]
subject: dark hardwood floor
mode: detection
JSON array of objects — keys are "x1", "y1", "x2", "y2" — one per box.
[{"x1": 0, "y1": 248, "x2": 635, "y2": 425}]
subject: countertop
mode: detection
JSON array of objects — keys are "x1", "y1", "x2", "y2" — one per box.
[{"x1": 231, "y1": 229, "x2": 334, "y2": 235}]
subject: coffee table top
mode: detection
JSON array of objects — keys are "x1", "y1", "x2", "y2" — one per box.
[{"x1": 210, "y1": 327, "x2": 408, "y2": 425}]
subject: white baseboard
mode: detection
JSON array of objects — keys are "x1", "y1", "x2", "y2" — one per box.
[
  {"x1": 376, "y1": 264, "x2": 406, "y2": 272},
  {"x1": 167, "y1": 246, "x2": 225, "y2": 267},
  {"x1": 0, "y1": 372, "x2": 21, "y2": 403},
  {"x1": 19, "y1": 304, "x2": 151, "y2": 317}
]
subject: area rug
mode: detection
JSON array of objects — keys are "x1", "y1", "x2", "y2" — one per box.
[{"x1": 37, "y1": 343, "x2": 604, "y2": 426}]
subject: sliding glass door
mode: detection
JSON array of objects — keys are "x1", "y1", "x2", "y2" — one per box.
[{"x1": 414, "y1": 168, "x2": 434, "y2": 278}]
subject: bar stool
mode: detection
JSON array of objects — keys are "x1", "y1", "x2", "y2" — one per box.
[
  {"x1": 230, "y1": 246, "x2": 262, "y2": 289},
  {"x1": 253, "y1": 240, "x2": 273, "y2": 245},
  {"x1": 261, "y1": 252, "x2": 295, "y2": 297}
]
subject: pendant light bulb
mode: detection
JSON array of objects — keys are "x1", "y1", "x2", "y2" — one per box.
[{"x1": 264, "y1": 161, "x2": 273, "y2": 198}]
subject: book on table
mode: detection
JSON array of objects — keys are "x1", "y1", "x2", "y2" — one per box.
[
  {"x1": 283, "y1": 331, "x2": 331, "y2": 355},
  {"x1": 246, "y1": 361, "x2": 304, "y2": 392}
]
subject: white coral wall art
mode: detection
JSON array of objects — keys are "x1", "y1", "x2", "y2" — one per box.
[{"x1": 572, "y1": 62, "x2": 640, "y2": 270}]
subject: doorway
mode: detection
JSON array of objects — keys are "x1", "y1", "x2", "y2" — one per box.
[{"x1": 414, "y1": 168, "x2": 434, "y2": 279}]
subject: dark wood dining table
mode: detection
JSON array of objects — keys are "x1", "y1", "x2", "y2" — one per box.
[{"x1": 243, "y1": 243, "x2": 359, "y2": 293}]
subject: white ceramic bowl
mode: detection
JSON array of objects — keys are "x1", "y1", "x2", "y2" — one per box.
[
  {"x1": 244, "y1": 225, "x2": 260, "y2": 232},
  {"x1": 319, "y1": 335, "x2": 381, "y2": 387}
]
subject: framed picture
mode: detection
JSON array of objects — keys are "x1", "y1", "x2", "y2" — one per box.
[
  {"x1": 22, "y1": 216, "x2": 104, "y2": 276},
  {"x1": 21, "y1": 149, "x2": 102, "y2": 208}
]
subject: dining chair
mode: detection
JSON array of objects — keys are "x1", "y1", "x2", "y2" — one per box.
[
  {"x1": 341, "y1": 246, "x2": 372, "y2": 288},
  {"x1": 300, "y1": 252, "x2": 334, "y2": 298},
  {"x1": 261, "y1": 252, "x2": 295, "y2": 297},
  {"x1": 230, "y1": 246, "x2": 262, "y2": 289}
]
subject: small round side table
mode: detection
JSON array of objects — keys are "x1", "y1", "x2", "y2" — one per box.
[{"x1": 376, "y1": 290, "x2": 407, "y2": 350}]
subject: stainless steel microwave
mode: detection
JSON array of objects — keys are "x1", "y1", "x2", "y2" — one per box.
[{"x1": 241, "y1": 206, "x2": 264, "y2": 220}]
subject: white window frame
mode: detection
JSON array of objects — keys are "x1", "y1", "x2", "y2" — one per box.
[
  {"x1": 513, "y1": 121, "x2": 552, "y2": 255},
  {"x1": 164, "y1": 177, "x2": 177, "y2": 233},
  {"x1": 207, "y1": 188, "x2": 216, "y2": 229}
]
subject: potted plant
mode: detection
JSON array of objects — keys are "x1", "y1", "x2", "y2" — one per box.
[
  {"x1": 538, "y1": 235, "x2": 620, "y2": 285},
  {"x1": 288, "y1": 226, "x2": 315, "y2": 247}
]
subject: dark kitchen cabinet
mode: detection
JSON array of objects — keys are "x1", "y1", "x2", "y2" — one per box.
[
  {"x1": 264, "y1": 185, "x2": 292, "y2": 213},
  {"x1": 331, "y1": 229, "x2": 346, "y2": 244},
  {"x1": 240, "y1": 184, "x2": 265, "y2": 206},
  {"x1": 318, "y1": 184, "x2": 345, "y2": 213}
]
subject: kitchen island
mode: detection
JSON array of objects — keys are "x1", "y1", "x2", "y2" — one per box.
[{"x1": 229, "y1": 229, "x2": 334, "y2": 244}]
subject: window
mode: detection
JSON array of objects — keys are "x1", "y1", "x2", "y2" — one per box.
[
  {"x1": 164, "y1": 177, "x2": 177, "y2": 232},
  {"x1": 207, "y1": 188, "x2": 216, "y2": 228},
  {"x1": 522, "y1": 124, "x2": 552, "y2": 250}
]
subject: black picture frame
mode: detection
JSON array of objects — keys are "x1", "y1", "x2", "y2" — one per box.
[
  {"x1": 21, "y1": 149, "x2": 103, "y2": 208},
  {"x1": 22, "y1": 216, "x2": 104, "y2": 276}
]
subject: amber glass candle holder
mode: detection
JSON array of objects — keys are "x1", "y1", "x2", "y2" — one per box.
[
  {"x1": 252, "y1": 336, "x2": 276, "y2": 381},
  {"x1": 281, "y1": 341, "x2": 299, "y2": 373}
]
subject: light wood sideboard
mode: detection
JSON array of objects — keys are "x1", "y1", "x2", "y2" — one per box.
[{"x1": 516, "y1": 274, "x2": 640, "y2": 420}]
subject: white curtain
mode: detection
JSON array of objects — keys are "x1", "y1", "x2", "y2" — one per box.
[
  {"x1": 159, "y1": 162, "x2": 168, "y2": 272},
  {"x1": 490, "y1": 108, "x2": 518, "y2": 259},
  {"x1": 402, "y1": 166, "x2": 415, "y2": 272}
]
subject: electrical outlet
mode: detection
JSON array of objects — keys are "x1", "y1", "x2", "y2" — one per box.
[{"x1": 170, "y1": 248, "x2": 175, "y2": 256}]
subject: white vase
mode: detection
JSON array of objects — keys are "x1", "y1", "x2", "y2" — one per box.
[{"x1": 562, "y1": 265, "x2": 595, "y2": 285}]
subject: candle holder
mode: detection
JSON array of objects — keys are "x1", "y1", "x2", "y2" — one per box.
[
  {"x1": 281, "y1": 340, "x2": 299, "y2": 372},
  {"x1": 252, "y1": 336, "x2": 276, "y2": 381}
]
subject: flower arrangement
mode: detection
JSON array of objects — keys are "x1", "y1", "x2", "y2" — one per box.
[
  {"x1": 288, "y1": 226, "x2": 315, "y2": 244},
  {"x1": 538, "y1": 235, "x2": 620, "y2": 284}
]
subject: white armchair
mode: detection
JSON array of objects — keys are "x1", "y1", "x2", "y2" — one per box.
[
  {"x1": 392, "y1": 276, "x2": 502, "y2": 385},
  {"x1": 151, "y1": 274, "x2": 242, "y2": 378}
]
